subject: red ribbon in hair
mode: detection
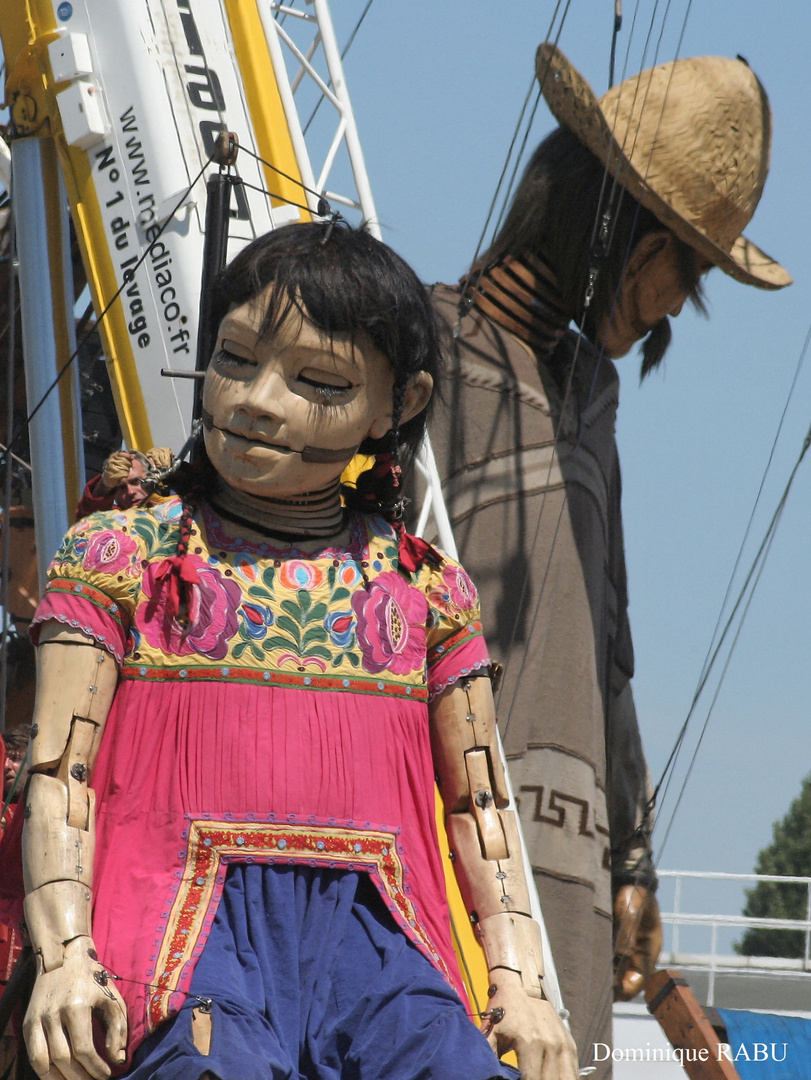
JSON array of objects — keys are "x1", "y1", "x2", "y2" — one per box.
[
  {"x1": 372, "y1": 451, "x2": 402, "y2": 489},
  {"x1": 394, "y1": 522, "x2": 444, "y2": 574},
  {"x1": 153, "y1": 555, "x2": 201, "y2": 618}
]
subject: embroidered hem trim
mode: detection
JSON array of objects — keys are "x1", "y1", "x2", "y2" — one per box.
[
  {"x1": 29, "y1": 611, "x2": 124, "y2": 665},
  {"x1": 121, "y1": 665, "x2": 429, "y2": 699},
  {"x1": 43, "y1": 578, "x2": 126, "y2": 628},
  {"x1": 148, "y1": 819, "x2": 452, "y2": 1031},
  {"x1": 426, "y1": 621, "x2": 484, "y2": 667},
  {"x1": 428, "y1": 659, "x2": 491, "y2": 702}
]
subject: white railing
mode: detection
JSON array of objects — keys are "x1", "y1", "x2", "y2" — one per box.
[{"x1": 657, "y1": 870, "x2": 811, "y2": 1006}]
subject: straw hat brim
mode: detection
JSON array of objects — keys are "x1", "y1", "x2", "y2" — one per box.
[{"x1": 535, "y1": 43, "x2": 791, "y2": 290}]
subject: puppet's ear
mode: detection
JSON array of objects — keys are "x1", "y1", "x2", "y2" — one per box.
[
  {"x1": 400, "y1": 372, "x2": 434, "y2": 424},
  {"x1": 368, "y1": 372, "x2": 434, "y2": 440}
]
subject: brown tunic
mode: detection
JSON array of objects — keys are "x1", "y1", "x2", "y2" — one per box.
[{"x1": 424, "y1": 283, "x2": 654, "y2": 1073}]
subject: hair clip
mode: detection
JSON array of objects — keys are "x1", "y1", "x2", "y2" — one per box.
[{"x1": 320, "y1": 210, "x2": 342, "y2": 246}]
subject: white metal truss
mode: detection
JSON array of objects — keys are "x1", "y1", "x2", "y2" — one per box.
[{"x1": 260, "y1": 1, "x2": 379, "y2": 227}]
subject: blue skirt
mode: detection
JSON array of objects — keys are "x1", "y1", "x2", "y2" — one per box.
[{"x1": 127, "y1": 864, "x2": 518, "y2": 1080}]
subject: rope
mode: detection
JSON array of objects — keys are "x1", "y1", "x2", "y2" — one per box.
[
  {"x1": 458, "y1": 0, "x2": 572, "y2": 295},
  {"x1": 608, "y1": 1, "x2": 623, "y2": 87},
  {"x1": 650, "y1": 322, "x2": 811, "y2": 820},
  {"x1": 232, "y1": 175, "x2": 327, "y2": 219},
  {"x1": 236, "y1": 141, "x2": 335, "y2": 216},
  {"x1": 653, "y1": 405, "x2": 811, "y2": 857}
]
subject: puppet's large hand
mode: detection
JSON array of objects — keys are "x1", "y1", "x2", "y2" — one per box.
[
  {"x1": 145, "y1": 447, "x2": 174, "y2": 473},
  {"x1": 98, "y1": 451, "x2": 134, "y2": 495},
  {"x1": 483, "y1": 969, "x2": 579, "y2": 1080},
  {"x1": 613, "y1": 884, "x2": 662, "y2": 1000},
  {"x1": 24, "y1": 936, "x2": 127, "y2": 1080}
]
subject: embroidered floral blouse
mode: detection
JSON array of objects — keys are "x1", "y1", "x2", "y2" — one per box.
[{"x1": 31, "y1": 499, "x2": 489, "y2": 1052}]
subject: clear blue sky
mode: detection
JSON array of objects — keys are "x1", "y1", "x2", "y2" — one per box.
[{"x1": 324, "y1": 1, "x2": 811, "y2": 927}]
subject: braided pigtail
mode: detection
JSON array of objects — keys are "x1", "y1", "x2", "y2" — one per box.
[
  {"x1": 388, "y1": 379, "x2": 406, "y2": 497},
  {"x1": 342, "y1": 380, "x2": 442, "y2": 576},
  {"x1": 151, "y1": 500, "x2": 200, "y2": 619},
  {"x1": 341, "y1": 379, "x2": 407, "y2": 522},
  {"x1": 152, "y1": 445, "x2": 217, "y2": 618}
]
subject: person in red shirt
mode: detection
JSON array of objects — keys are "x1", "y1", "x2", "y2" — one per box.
[
  {"x1": 1, "y1": 724, "x2": 29, "y2": 828},
  {"x1": 1, "y1": 724, "x2": 31, "y2": 1076},
  {"x1": 75, "y1": 448, "x2": 174, "y2": 520}
]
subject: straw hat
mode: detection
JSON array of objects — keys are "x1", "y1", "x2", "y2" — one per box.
[{"x1": 535, "y1": 43, "x2": 790, "y2": 289}]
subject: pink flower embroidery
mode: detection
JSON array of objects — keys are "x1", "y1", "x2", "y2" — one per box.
[
  {"x1": 138, "y1": 554, "x2": 242, "y2": 660},
  {"x1": 431, "y1": 564, "x2": 478, "y2": 614},
  {"x1": 278, "y1": 560, "x2": 324, "y2": 591},
  {"x1": 83, "y1": 529, "x2": 137, "y2": 576},
  {"x1": 351, "y1": 570, "x2": 427, "y2": 675}
]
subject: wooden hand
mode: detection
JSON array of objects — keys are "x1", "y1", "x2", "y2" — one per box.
[
  {"x1": 483, "y1": 969, "x2": 579, "y2": 1080},
  {"x1": 24, "y1": 936, "x2": 127, "y2": 1080},
  {"x1": 613, "y1": 884, "x2": 662, "y2": 1001}
]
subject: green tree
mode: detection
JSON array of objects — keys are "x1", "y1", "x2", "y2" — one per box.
[{"x1": 736, "y1": 774, "x2": 811, "y2": 959}]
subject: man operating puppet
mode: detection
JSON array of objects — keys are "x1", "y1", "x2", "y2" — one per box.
[{"x1": 426, "y1": 43, "x2": 790, "y2": 1074}]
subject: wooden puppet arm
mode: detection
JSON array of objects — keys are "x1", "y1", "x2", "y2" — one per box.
[
  {"x1": 22, "y1": 624, "x2": 127, "y2": 1080},
  {"x1": 429, "y1": 676, "x2": 578, "y2": 1080}
]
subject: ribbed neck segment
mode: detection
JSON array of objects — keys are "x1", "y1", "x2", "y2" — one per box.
[
  {"x1": 463, "y1": 252, "x2": 570, "y2": 354},
  {"x1": 208, "y1": 478, "x2": 345, "y2": 541}
]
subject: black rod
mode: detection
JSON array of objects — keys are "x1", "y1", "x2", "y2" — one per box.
[{"x1": 192, "y1": 172, "x2": 232, "y2": 425}]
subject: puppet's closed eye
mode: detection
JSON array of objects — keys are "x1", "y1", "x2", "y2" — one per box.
[
  {"x1": 214, "y1": 347, "x2": 255, "y2": 369},
  {"x1": 298, "y1": 374, "x2": 354, "y2": 402}
]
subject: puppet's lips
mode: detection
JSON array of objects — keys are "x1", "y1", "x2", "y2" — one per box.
[{"x1": 219, "y1": 427, "x2": 296, "y2": 454}]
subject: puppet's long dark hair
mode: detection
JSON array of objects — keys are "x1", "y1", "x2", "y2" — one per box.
[{"x1": 476, "y1": 126, "x2": 706, "y2": 379}]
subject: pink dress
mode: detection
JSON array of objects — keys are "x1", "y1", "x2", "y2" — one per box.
[{"x1": 31, "y1": 499, "x2": 489, "y2": 1053}]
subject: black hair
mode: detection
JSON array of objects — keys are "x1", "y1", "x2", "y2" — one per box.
[
  {"x1": 478, "y1": 126, "x2": 706, "y2": 376},
  {"x1": 169, "y1": 223, "x2": 441, "y2": 589}
]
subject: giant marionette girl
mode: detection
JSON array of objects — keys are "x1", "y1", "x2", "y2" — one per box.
[{"x1": 17, "y1": 223, "x2": 577, "y2": 1080}]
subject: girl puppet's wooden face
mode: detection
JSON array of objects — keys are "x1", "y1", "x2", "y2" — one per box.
[{"x1": 203, "y1": 288, "x2": 421, "y2": 500}]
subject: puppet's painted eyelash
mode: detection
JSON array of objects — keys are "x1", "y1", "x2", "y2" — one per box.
[
  {"x1": 298, "y1": 375, "x2": 353, "y2": 400},
  {"x1": 214, "y1": 347, "x2": 254, "y2": 368}
]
